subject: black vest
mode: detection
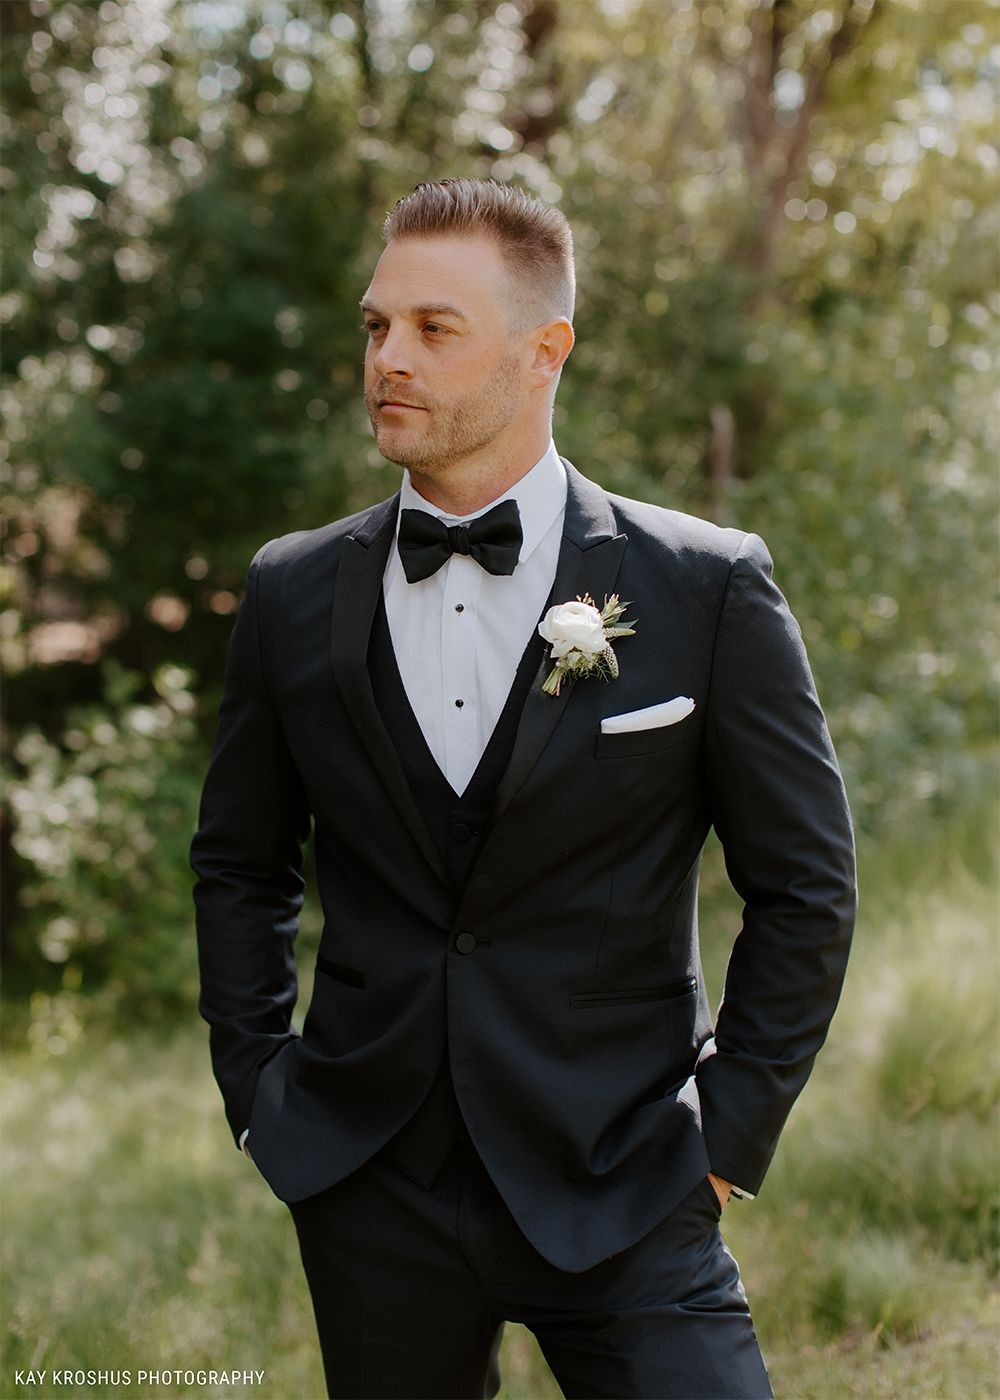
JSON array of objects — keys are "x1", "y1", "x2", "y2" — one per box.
[{"x1": 366, "y1": 594, "x2": 545, "y2": 1185}]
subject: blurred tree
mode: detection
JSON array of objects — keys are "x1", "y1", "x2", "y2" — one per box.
[{"x1": 1, "y1": 0, "x2": 996, "y2": 1006}]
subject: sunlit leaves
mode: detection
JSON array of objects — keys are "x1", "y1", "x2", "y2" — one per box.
[{"x1": 2, "y1": 0, "x2": 996, "y2": 844}]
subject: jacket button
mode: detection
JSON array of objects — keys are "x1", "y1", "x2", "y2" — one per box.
[
  {"x1": 455, "y1": 931, "x2": 477, "y2": 954},
  {"x1": 451, "y1": 822, "x2": 475, "y2": 842}
]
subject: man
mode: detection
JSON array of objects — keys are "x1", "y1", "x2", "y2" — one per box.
[{"x1": 192, "y1": 178, "x2": 855, "y2": 1400}]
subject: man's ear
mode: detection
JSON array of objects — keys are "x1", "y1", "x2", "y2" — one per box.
[{"x1": 527, "y1": 318, "x2": 575, "y2": 389}]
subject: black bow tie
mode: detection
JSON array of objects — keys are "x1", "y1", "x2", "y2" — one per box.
[{"x1": 397, "y1": 499, "x2": 523, "y2": 584}]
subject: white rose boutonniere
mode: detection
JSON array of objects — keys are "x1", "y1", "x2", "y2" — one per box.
[{"x1": 537, "y1": 594, "x2": 637, "y2": 697}]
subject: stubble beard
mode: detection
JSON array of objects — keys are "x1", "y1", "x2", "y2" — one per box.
[{"x1": 366, "y1": 350, "x2": 523, "y2": 479}]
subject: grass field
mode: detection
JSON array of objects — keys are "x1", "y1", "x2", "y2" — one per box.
[{"x1": 2, "y1": 819, "x2": 997, "y2": 1399}]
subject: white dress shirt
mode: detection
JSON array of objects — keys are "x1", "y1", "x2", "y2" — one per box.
[{"x1": 382, "y1": 441, "x2": 567, "y2": 795}]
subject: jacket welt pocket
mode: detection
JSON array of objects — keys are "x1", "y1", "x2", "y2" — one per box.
[
  {"x1": 594, "y1": 724, "x2": 692, "y2": 759},
  {"x1": 570, "y1": 976, "x2": 696, "y2": 1008},
  {"x1": 315, "y1": 954, "x2": 366, "y2": 988}
]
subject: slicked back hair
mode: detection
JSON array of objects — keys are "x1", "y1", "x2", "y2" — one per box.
[{"x1": 381, "y1": 178, "x2": 575, "y2": 327}]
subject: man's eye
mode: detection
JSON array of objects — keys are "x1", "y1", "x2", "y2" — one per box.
[
  {"x1": 423, "y1": 323, "x2": 445, "y2": 336},
  {"x1": 361, "y1": 320, "x2": 385, "y2": 335}
]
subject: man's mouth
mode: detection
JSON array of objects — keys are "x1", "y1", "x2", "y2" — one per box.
[{"x1": 379, "y1": 399, "x2": 427, "y2": 411}]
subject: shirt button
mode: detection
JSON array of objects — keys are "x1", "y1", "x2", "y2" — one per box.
[
  {"x1": 455, "y1": 931, "x2": 477, "y2": 954},
  {"x1": 455, "y1": 603, "x2": 465, "y2": 613},
  {"x1": 451, "y1": 822, "x2": 475, "y2": 842},
  {"x1": 454, "y1": 698, "x2": 464, "y2": 708}
]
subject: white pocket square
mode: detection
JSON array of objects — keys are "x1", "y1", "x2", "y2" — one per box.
[{"x1": 600, "y1": 697, "x2": 695, "y2": 735}]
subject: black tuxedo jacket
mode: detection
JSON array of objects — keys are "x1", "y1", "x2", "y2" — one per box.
[{"x1": 191, "y1": 463, "x2": 856, "y2": 1272}]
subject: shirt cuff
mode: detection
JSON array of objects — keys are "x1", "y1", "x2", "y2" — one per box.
[
  {"x1": 238, "y1": 1128, "x2": 251, "y2": 1156},
  {"x1": 728, "y1": 1184, "x2": 755, "y2": 1200}
]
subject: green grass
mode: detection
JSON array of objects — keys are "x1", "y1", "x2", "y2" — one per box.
[{"x1": 2, "y1": 819, "x2": 997, "y2": 1399}]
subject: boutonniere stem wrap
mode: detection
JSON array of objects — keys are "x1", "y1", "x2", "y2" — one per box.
[{"x1": 538, "y1": 594, "x2": 637, "y2": 697}]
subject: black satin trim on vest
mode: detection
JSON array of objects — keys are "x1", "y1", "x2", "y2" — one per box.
[
  {"x1": 366, "y1": 592, "x2": 546, "y2": 1189},
  {"x1": 367, "y1": 593, "x2": 545, "y2": 889}
]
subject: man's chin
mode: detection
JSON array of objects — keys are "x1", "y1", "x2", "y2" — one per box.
[
  {"x1": 376, "y1": 442, "x2": 418, "y2": 469},
  {"x1": 374, "y1": 432, "x2": 438, "y2": 471}
]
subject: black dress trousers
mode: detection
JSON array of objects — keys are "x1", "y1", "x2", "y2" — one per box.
[{"x1": 288, "y1": 1119, "x2": 772, "y2": 1400}]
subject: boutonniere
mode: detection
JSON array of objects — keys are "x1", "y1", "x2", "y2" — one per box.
[{"x1": 537, "y1": 594, "x2": 637, "y2": 697}]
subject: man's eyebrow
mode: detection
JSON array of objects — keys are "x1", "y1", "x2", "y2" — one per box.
[{"x1": 359, "y1": 299, "x2": 469, "y2": 322}]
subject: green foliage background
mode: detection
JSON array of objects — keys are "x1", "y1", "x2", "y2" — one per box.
[
  {"x1": 3, "y1": 0, "x2": 998, "y2": 1003},
  {"x1": 1, "y1": 0, "x2": 997, "y2": 1393}
]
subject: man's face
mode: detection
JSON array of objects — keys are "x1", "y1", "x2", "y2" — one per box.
[{"x1": 362, "y1": 235, "x2": 531, "y2": 481}]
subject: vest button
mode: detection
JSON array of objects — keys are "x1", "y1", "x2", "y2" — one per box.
[
  {"x1": 451, "y1": 822, "x2": 475, "y2": 842},
  {"x1": 455, "y1": 931, "x2": 477, "y2": 954}
]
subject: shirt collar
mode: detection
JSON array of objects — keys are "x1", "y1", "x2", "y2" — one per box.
[{"x1": 396, "y1": 441, "x2": 567, "y2": 565}]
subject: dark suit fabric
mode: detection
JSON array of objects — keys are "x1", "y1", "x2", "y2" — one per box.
[
  {"x1": 288, "y1": 1119, "x2": 772, "y2": 1400},
  {"x1": 192, "y1": 463, "x2": 856, "y2": 1277},
  {"x1": 367, "y1": 590, "x2": 545, "y2": 1187}
]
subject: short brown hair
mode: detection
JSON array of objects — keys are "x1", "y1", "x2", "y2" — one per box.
[{"x1": 382, "y1": 178, "x2": 575, "y2": 324}]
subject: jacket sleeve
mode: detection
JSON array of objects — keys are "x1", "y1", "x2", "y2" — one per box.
[
  {"x1": 190, "y1": 542, "x2": 312, "y2": 1146},
  {"x1": 695, "y1": 532, "x2": 856, "y2": 1194}
]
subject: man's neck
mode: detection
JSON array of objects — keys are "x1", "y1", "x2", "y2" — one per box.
[{"x1": 406, "y1": 434, "x2": 552, "y2": 517}]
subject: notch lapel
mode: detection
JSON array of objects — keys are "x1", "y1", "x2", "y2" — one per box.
[
  {"x1": 492, "y1": 464, "x2": 627, "y2": 822},
  {"x1": 329, "y1": 495, "x2": 449, "y2": 885}
]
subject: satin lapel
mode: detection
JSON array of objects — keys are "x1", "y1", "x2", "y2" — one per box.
[
  {"x1": 492, "y1": 464, "x2": 627, "y2": 822},
  {"x1": 329, "y1": 494, "x2": 449, "y2": 885}
]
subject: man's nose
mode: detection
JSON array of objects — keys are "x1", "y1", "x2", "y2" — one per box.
[{"x1": 371, "y1": 326, "x2": 413, "y2": 379}]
